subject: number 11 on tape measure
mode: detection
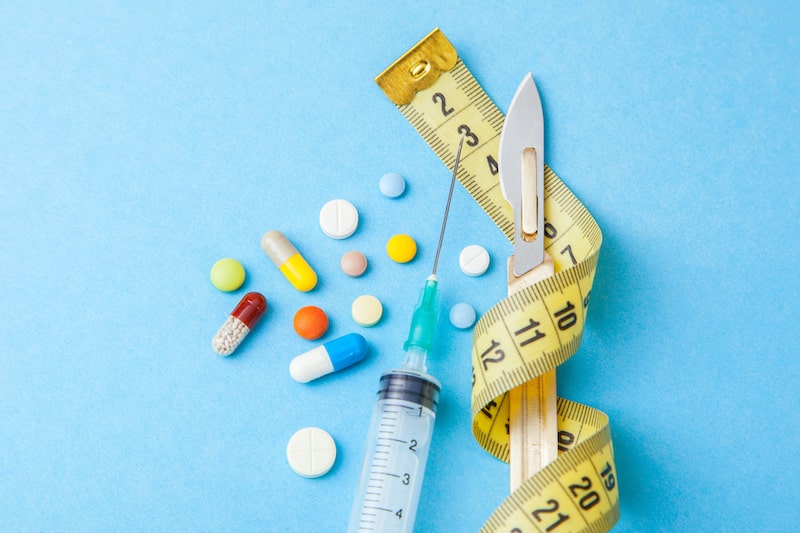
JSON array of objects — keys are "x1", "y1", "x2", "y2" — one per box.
[{"x1": 376, "y1": 28, "x2": 620, "y2": 532}]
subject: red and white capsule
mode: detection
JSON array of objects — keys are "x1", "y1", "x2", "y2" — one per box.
[{"x1": 212, "y1": 292, "x2": 267, "y2": 356}]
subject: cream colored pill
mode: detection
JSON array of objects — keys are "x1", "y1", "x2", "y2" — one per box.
[
  {"x1": 286, "y1": 427, "x2": 336, "y2": 478},
  {"x1": 351, "y1": 294, "x2": 383, "y2": 327},
  {"x1": 459, "y1": 244, "x2": 491, "y2": 276},
  {"x1": 319, "y1": 199, "x2": 359, "y2": 239}
]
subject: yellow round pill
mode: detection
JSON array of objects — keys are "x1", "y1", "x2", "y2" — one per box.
[
  {"x1": 386, "y1": 234, "x2": 417, "y2": 263},
  {"x1": 210, "y1": 258, "x2": 246, "y2": 292},
  {"x1": 351, "y1": 294, "x2": 383, "y2": 327}
]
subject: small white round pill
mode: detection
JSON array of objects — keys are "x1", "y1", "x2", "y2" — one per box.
[
  {"x1": 459, "y1": 245, "x2": 491, "y2": 276},
  {"x1": 286, "y1": 427, "x2": 337, "y2": 478},
  {"x1": 319, "y1": 199, "x2": 359, "y2": 239}
]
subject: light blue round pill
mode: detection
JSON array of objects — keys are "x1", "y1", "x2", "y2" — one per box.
[
  {"x1": 450, "y1": 303, "x2": 477, "y2": 329},
  {"x1": 379, "y1": 172, "x2": 406, "y2": 198}
]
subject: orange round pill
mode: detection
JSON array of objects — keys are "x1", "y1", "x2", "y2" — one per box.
[{"x1": 293, "y1": 306, "x2": 329, "y2": 340}]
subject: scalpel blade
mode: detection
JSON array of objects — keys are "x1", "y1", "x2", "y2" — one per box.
[{"x1": 499, "y1": 73, "x2": 545, "y2": 276}]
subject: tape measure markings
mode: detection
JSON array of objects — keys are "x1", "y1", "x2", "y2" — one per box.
[
  {"x1": 376, "y1": 28, "x2": 617, "y2": 533},
  {"x1": 397, "y1": 60, "x2": 514, "y2": 239},
  {"x1": 499, "y1": 312, "x2": 537, "y2": 368},
  {"x1": 485, "y1": 402, "x2": 618, "y2": 532},
  {"x1": 477, "y1": 386, "x2": 510, "y2": 458}
]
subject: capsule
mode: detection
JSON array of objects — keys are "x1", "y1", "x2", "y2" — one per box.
[
  {"x1": 290, "y1": 333, "x2": 368, "y2": 383},
  {"x1": 212, "y1": 292, "x2": 267, "y2": 356},
  {"x1": 261, "y1": 230, "x2": 318, "y2": 292}
]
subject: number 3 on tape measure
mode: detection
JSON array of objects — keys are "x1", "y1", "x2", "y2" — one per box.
[{"x1": 376, "y1": 28, "x2": 620, "y2": 532}]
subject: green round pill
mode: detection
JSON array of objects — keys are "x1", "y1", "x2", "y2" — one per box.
[{"x1": 210, "y1": 258, "x2": 246, "y2": 292}]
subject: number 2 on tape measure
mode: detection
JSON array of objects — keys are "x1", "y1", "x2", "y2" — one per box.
[{"x1": 376, "y1": 28, "x2": 619, "y2": 533}]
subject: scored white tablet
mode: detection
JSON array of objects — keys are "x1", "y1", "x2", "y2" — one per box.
[
  {"x1": 319, "y1": 199, "x2": 359, "y2": 239},
  {"x1": 459, "y1": 244, "x2": 491, "y2": 276},
  {"x1": 286, "y1": 427, "x2": 337, "y2": 478}
]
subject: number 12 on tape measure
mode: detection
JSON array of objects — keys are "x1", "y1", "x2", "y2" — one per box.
[{"x1": 376, "y1": 28, "x2": 619, "y2": 533}]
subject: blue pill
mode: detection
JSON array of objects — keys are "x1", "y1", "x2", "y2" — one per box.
[
  {"x1": 289, "y1": 333, "x2": 368, "y2": 383},
  {"x1": 450, "y1": 303, "x2": 477, "y2": 329},
  {"x1": 379, "y1": 172, "x2": 406, "y2": 198}
]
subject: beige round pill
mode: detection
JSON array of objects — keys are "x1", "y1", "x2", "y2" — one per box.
[
  {"x1": 341, "y1": 250, "x2": 368, "y2": 277},
  {"x1": 351, "y1": 294, "x2": 383, "y2": 327},
  {"x1": 286, "y1": 427, "x2": 337, "y2": 478}
]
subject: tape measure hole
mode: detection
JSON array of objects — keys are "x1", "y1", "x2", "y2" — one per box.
[{"x1": 410, "y1": 61, "x2": 429, "y2": 79}]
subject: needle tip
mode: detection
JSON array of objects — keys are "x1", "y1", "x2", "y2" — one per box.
[{"x1": 431, "y1": 136, "x2": 466, "y2": 276}]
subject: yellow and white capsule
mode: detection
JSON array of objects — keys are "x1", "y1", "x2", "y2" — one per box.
[{"x1": 261, "y1": 230, "x2": 318, "y2": 292}]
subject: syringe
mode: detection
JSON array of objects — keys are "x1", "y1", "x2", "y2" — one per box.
[{"x1": 347, "y1": 137, "x2": 466, "y2": 533}]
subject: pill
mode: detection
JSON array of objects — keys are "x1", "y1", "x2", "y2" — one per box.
[
  {"x1": 319, "y1": 199, "x2": 359, "y2": 239},
  {"x1": 459, "y1": 244, "x2": 491, "y2": 276},
  {"x1": 209, "y1": 258, "x2": 246, "y2": 292},
  {"x1": 386, "y1": 234, "x2": 417, "y2": 263},
  {"x1": 212, "y1": 292, "x2": 268, "y2": 356},
  {"x1": 450, "y1": 302, "x2": 477, "y2": 329},
  {"x1": 261, "y1": 230, "x2": 318, "y2": 292},
  {"x1": 379, "y1": 172, "x2": 406, "y2": 198},
  {"x1": 351, "y1": 294, "x2": 383, "y2": 327},
  {"x1": 286, "y1": 427, "x2": 337, "y2": 478},
  {"x1": 341, "y1": 250, "x2": 368, "y2": 277},
  {"x1": 289, "y1": 333, "x2": 368, "y2": 383},
  {"x1": 293, "y1": 305, "x2": 329, "y2": 340}
]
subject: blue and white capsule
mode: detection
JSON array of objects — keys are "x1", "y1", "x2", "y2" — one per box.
[{"x1": 290, "y1": 333, "x2": 368, "y2": 383}]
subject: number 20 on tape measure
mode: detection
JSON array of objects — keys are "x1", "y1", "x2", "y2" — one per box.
[{"x1": 376, "y1": 28, "x2": 619, "y2": 532}]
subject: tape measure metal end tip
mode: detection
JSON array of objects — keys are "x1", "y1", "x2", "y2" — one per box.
[{"x1": 375, "y1": 27, "x2": 458, "y2": 105}]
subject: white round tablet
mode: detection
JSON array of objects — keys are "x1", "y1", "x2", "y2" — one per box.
[
  {"x1": 459, "y1": 245, "x2": 491, "y2": 276},
  {"x1": 286, "y1": 427, "x2": 337, "y2": 478},
  {"x1": 319, "y1": 199, "x2": 359, "y2": 239}
]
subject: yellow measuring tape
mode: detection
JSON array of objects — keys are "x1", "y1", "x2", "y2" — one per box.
[{"x1": 376, "y1": 29, "x2": 619, "y2": 532}]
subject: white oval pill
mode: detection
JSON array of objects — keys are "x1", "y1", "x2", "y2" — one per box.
[
  {"x1": 319, "y1": 199, "x2": 359, "y2": 239},
  {"x1": 286, "y1": 427, "x2": 337, "y2": 478},
  {"x1": 459, "y1": 244, "x2": 491, "y2": 276}
]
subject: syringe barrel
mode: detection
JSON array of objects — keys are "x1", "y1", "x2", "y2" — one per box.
[{"x1": 348, "y1": 369, "x2": 441, "y2": 533}]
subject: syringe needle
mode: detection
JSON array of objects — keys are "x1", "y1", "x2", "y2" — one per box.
[
  {"x1": 432, "y1": 135, "x2": 465, "y2": 276},
  {"x1": 403, "y1": 135, "x2": 466, "y2": 373}
]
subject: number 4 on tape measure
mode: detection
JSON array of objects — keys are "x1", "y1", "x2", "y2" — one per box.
[{"x1": 376, "y1": 28, "x2": 619, "y2": 533}]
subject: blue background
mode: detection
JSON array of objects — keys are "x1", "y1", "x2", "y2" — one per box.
[{"x1": 2, "y1": 1, "x2": 798, "y2": 531}]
